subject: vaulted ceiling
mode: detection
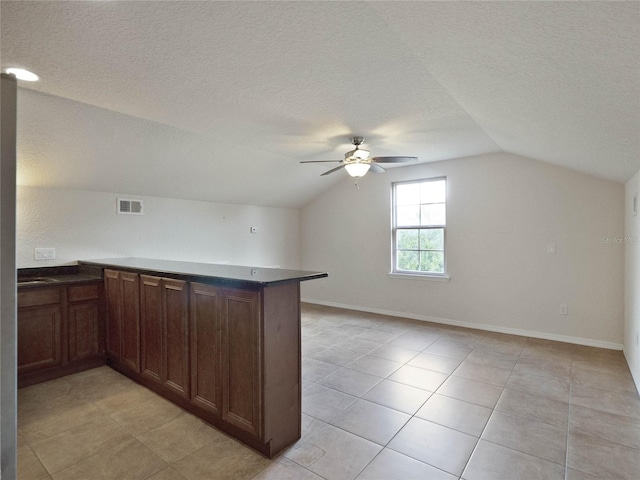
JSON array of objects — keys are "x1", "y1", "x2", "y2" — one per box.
[{"x1": 2, "y1": 1, "x2": 638, "y2": 208}]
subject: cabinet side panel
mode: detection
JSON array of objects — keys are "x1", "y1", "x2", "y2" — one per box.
[
  {"x1": 68, "y1": 301, "x2": 100, "y2": 361},
  {"x1": 104, "y1": 270, "x2": 121, "y2": 361},
  {"x1": 140, "y1": 275, "x2": 162, "y2": 383},
  {"x1": 222, "y1": 289, "x2": 261, "y2": 436},
  {"x1": 190, "y1": 283, "x2": 221, "y2": 414},
  {"x1": 163, "y1": 279, "x2": 189, "y2": 397},
  {"x1": 120, "y1": 272, "x2": 140, "y2": 372},
  {"x1": 262, "y1": 282, "x2": 301, "y2": 453}
]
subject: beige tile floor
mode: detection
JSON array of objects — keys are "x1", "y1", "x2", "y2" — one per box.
[{"x1": 17, "y1": 304, "x2": 640, "y2": 480}]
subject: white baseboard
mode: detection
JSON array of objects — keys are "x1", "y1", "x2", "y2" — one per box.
[
  {"x1": 623, "y1": 348, "x2": 640, "y2": 395},
  {"x1": 301, "y1": 298, "x2": 624, "y2": 351}
]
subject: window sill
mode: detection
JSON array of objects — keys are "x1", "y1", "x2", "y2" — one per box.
[{"x1": 388, "y1": 272, "x2": 451, "y2": 283}]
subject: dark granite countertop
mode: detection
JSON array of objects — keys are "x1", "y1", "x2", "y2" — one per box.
[
  {"x1": 17, "y1": 265, "x2": 103, "y2": 288},
  {"x1": 79, "y1": 257, "x2": 327, "y2": 287}
]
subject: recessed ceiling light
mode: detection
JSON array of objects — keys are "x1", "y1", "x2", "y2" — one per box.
[{"x1": 3, "y1": 67, "x2": 39, "y2": 82}]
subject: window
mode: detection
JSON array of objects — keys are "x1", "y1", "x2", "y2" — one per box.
[{"x1": 392, "y1": 177, "x2": 446, "y2": 275}]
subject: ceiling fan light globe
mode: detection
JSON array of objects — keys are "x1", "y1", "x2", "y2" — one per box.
[{"x1": 345, "y1": 162, "x2": 371, "y2": 178}]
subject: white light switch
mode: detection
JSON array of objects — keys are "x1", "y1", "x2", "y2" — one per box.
[
  {"x1": 547, "y1": 243, "x2": 556, "y2": 254},
  {"x1": 34, "y1": 248, "x2": 55, "y2": 260}
]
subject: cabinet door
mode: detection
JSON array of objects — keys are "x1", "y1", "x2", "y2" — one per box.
[
  {"x1": 190, "y1": 283, "x2": 221, "y2": 415},
  {"x1": 140, "y1": 275, "x2": 162, "y2": 383},
  {"x1": 104, "y1": 269, "x2": 122, "y2": 361},
  {"x1": 221, "y1": 288, "x2": 261, "y2": 436},
  {"x1": 18, "y1": 305, "x2": 63, "y2": 374},
  {"x1": 163, "y1": 279, "x2": 189, "y2": 398},
  {"x1": 68, "y1": 300, "x2": 100, "y2": 362},
  {"x1": 120, "y1": 272, "x2": 141, "y2": 372},
  {"x1": 105, "y1": 270, "x2": 140, "y2": 372}
]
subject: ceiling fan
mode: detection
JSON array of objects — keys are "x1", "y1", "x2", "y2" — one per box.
[{"x1": 300, "y1": 136, "x2": 418, "y2": 178}]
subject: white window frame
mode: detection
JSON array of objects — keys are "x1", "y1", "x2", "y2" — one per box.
[{"x1": 390, "y1": 177, "x2": 449, "y2": 280}]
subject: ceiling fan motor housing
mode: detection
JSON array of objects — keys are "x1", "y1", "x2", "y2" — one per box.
[{"x1": 351, "y1": 136, "x2": 365, "y2": 146}]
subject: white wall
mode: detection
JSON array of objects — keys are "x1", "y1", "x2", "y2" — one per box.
[
  {"x1": 301, "y1": 152, "x2": 625, "y2": 348},
  {"x1": 17, "y1": 186, "x2": 301, "y2": 270},
  {"x1": 625, "y1": 171, "x2": 640, "y2": 392}
]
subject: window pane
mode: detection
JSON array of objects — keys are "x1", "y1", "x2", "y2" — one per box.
[
  {"x1": 397, "y1": 250, "x2": 420, "y2": 271},
  {"x1": 420, "y1": 204, "x2": 446, "y2": 225},
  {"x1": 393, "y1": 177, "x2": 447, "y2": 276},
  {"x1": 420, "y1": 251, "x2": 444, "y2": 273},
  {"x1": 397, "y1": 229, "x2": 419, "y2": 250},
  {"x1": 397, "y1": 205, "x2": 420, "y2": 226},
  {"x1": 421, "y1": 180, "x2": 446, "y2": 204},
  {"x1": 420, "y1": 229, "x2": 444, "y2": 250},
  {"x1": 396, "y1": 183, "x2": 420, "y2": 206}
]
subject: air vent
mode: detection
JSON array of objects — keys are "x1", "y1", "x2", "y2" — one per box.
[{"x1": 117, "y1": 198, "x2": 143, "y2": 215}]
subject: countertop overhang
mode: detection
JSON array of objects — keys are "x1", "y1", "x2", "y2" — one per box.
[{"x1": 79, "y1": 257, "x2": 328, "y2": 287}]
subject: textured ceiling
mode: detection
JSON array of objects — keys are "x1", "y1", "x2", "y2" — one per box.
[{"x1": 1, "y1": 1, "x2": 638, "y2": 207}]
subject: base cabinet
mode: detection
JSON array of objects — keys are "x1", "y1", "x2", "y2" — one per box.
[
  {"x1": 68, "y1": 284, "x2": 101, "y2": 362},
  {"x1": 220, "y1": 288, "x2": 261, "y2": 437},
  {"x1": 104, "y1": 271, "x2": 302, "y2": 458},
  {"x1": 140, "y1": 275, "x2": 189, "y2": 398},
  {"x1": 189, "y1": 283, "x2": 222, "y2": 416},
  {"x1": 18, "y1": 282, "x2": 104, "y2": 387},
  {"x1": 18, "y1": 303, "x2": 62, "y2": 375},
  {"x1": 189, "y1": 284, "x2": 261, "y2": 436},
  {"x1": 105, "y1": 269, "x2": 140, "y2": 373}
]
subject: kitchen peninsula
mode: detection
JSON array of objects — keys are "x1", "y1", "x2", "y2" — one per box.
[{"x1": 78, "y1": 258, "x2": 327, "y2": 457}]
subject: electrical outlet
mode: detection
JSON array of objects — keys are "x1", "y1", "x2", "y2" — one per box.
[
  {"x1": 559, "y1": 304, "x2": 568, "y2": 315},
  {"x1": 34, "y1": 247, "x2": 55, "y2": 260}
]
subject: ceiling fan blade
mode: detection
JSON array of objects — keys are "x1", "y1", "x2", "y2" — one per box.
[
  {"x1": 371, "y1": 156, "x2": 418, "y2": 164},
  {"x1": 368, "y1": 163, "x2": 386, "y2": 174},
  {"x1": 300, "y1": 160, "x2": 342, "y2": 164},
  {"x1": 321, "y1": 164, "x2": 346, "y2": 176}
]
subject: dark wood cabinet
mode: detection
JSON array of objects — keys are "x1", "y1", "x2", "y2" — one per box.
[
  {"x1": 18, "y1": 301, "x2": 62, "y2": 375},
  {"x1": 189, "y1": 282, "x2": 301, "y2": 456},
  {"x1": 19, "y1": 258, "x2": 324, "y2": 456},
  {"x1": 105, "y1": 270, "x2": 121, "y2": 361},
  {"x1": 105, "y1": 269, "x2": 140, "y2": 373},
  {"x1": 140, "y1": 275, "x2": 162, "y2": 383},
  {"x1": 221, "y1": 288, "x2": 261, "y2": 437},
  {"x1": 121, "y1": 272, "x2": 141, "y2": 372},
  {"x1": 68, "y1": 284, "x2": 101, "y2": 362},
  {"x1": 163, "y1": 278, "x2": 190, "y2": 397},
  {"x1": 190, "y1": 282, "x2": 222, "y2": 416},
  {"x1": 93, "y1": 260, "x2": 318, "y2": 458},
  {"x1": 140, "y1": 275, "x2": 189, "y2": 398},
  {"x1": 189, "y1": 284, "x2": 262, "y2": 435},
  {"x1": 18, "y1": 281, "x2": 104, "y2": 387}
]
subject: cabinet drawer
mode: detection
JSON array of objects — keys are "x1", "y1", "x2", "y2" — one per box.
[
  {"x1": 68, "y1": 284, "x2": 99, "y2": 302},
  {"x1": 18, "y1": 287, "x2": 61, "y2": 308}
]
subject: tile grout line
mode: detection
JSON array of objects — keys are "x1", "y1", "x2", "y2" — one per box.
[
  {"x1": 457, "y1": 339, "x2": 522, "y2": 479},
  {"x1": 342, "y1": 335, "x2": 462, "y2": 480},
  {"x1": 301, "y1": 326, "x2": 462, "y2": 479}
]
